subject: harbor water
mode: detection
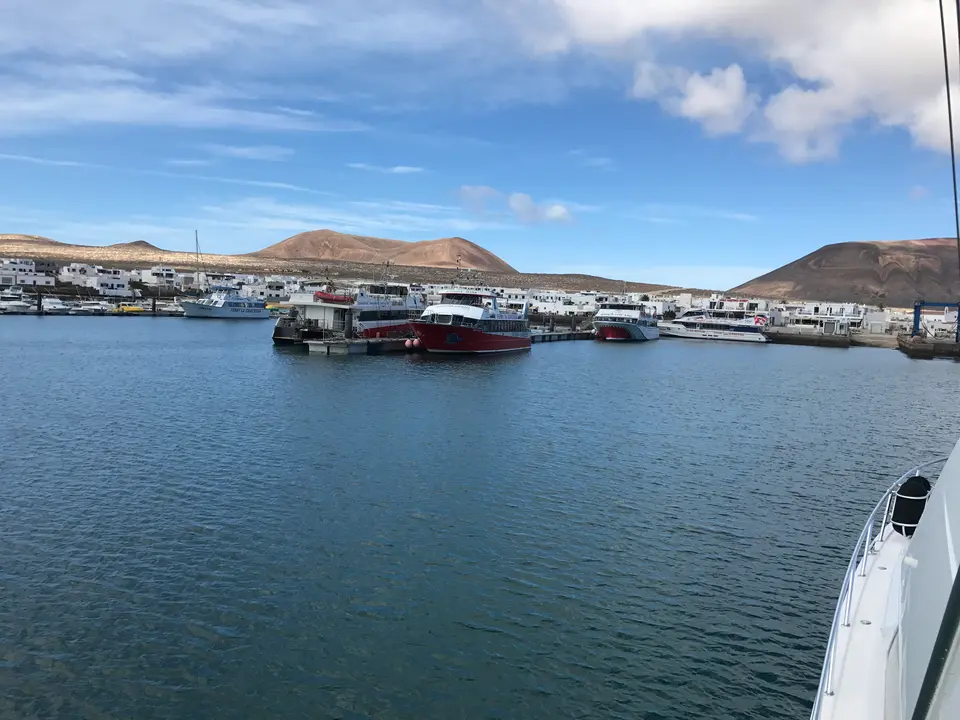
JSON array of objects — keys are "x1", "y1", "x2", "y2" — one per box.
[{"x1": 2, "y1": 316, "x2": 959, "y2": 719}]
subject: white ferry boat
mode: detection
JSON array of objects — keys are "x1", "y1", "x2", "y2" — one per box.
[
  {"x1": 659, "y1": 308, "x2": 768, "y2": 343},
  {"x1": 592, "y1": 302, "x2": 659, "y2": 341},
  {"x1": 182, "y1": 288, "x2": 270, "y2": 319},
  {"x1": 273, "y1": 282, "x2": 426, "y2": 344},
  {"x1": 809, "y1": 441, "x2": 960, "y2": 720}
]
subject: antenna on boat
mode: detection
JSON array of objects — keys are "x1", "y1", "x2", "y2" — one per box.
[{"x1": 939, "y1": 0, "x2": 960, "y2": 283}]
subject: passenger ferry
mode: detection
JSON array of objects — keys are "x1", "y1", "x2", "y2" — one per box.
[
  {"x1": 410, "y1": 290, "x2": 530, "y2": 354},
  {"x1": 592, "y1": 302, "x2": 659, "y2": 341},
  {"x1": 659, "y1": 308, "x2": 768, "y2": 343},
  {"x1": 182, "y1": 288, "x2": 271, "y2": 319},
  {"x1": 273, "y1": 282, "x2": 426, "y2": 344}
]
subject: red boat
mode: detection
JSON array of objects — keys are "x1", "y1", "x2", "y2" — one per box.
[{"x1": 410, "y1": 290, "x2": 531, "y2": 354}]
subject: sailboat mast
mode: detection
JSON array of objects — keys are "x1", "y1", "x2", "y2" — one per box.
[{"x1": 939, "y1": 0, "x2": 960, "y2": 284}]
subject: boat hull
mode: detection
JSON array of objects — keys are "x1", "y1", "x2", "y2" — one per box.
[
  {"x1": 410, "y1": 322, "x2": 531, "y2": 354},
  {"x1": 182, "y1": 302, "x2": 271, "y2": 319},
  {"x1": 594, "y1": 321, "x2": 659, "y2": 341}
]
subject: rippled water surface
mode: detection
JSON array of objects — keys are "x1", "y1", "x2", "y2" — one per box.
[{"x1": 2, "y1": 317, "x2": 959, "y2": 719}]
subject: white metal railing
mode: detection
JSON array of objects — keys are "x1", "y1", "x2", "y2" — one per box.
[{"x1": 810, "y1": 457, "x2": 949, "y2": 719}]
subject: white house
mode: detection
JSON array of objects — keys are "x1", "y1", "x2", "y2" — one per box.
[
  {"x1": 59, "y1": 263, "x2": 132, "y2": 297},
  {"x1": 0, "y1": 258, "x2": 55, "y2": 287},
  {"x1": 138, "y1": 265, "x2": 181, "y2": 288}
]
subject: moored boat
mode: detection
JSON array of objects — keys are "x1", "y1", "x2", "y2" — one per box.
[
  {"x1": 273, "y1": 282, "x2": 425, "y2": 344},
  {"x1": 410, "y1": 290, "x2": 530, "y2": 354},
  {"x1": 182, "y1": 288, "x2": 270, "y2": 319},
  {"x1": 592, "y1": 301, "x2": 659, "y2": 341},
  {"x1": 659, "y1": 308, "x2": 768, "y2": 342}
]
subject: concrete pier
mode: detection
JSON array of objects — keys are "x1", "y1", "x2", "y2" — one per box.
[{"x1": 305, "y1": 338, "x2": 410, "y2": 356}]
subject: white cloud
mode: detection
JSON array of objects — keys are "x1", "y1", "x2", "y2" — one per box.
[
  {"x1": 458, "y1": 185, "x2": 575, "y2": 224},
  {"x1": 495, "y1": 0, "x2": 960, "y2": 161},
  {"x1": 347, "y1": 163, "x2": 425, "y2": 174},
  {"x1": 508, "y1": 193, "x2": 573, "y2": 224},
  {"x1": 203, "y1": 144, "x2": 294, "y2": 161},
  {"x1": 910, "y1": 184, "x2": 930, "y2": 199}
]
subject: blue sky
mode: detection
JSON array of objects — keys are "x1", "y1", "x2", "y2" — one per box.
[{"x1": 1, "y1": 0, "x2": 959, "y2": 289}]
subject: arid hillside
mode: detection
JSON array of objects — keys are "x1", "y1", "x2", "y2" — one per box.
[
  {"x1": 251, "y1": 230, "x2": 516, "y2": 273},
  {"x1": 731, "y1": 238, "x2": 960, "y2": 306}
]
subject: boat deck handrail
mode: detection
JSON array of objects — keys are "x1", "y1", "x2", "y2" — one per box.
[{"x1": 810, "y1": 457, "x2": 949, "y2": 719}]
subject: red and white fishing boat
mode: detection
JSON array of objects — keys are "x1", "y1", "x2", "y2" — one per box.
[
  {"x1": 592, "y1": 302, "x2": 660, "y2": 341},
  {"x1": 410, "y1": 290, "x2": 531, "y2": 354},
  {"x1": 273, "y1": 282, "x2": 425, "y2": 345}
]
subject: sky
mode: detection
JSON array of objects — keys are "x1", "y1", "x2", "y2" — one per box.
[{"x1": 3, "y1": 0, "x2": 960, "y2": 289}]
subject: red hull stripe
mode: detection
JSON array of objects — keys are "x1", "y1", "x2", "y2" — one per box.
[{"x1": 411, "y1": 322, "x2": 531, "y2": 353}]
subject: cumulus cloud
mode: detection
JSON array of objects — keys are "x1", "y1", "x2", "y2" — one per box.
[
  {"x1": 632, "y1": 63, "x2": 757, "y2": 136},
  {"x1": 460, "y1": 185, "x2": 574, "y2": 224},
  {"x1": 497, "y1": 0, "x2": 960, "y2": 161}
]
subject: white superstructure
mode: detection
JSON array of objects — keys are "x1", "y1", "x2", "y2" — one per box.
[{"x1": 182, "y1": 288, "x2": 270, "y2": 319}]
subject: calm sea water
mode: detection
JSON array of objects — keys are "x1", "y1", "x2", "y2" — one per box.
[{"x1": 1, "y1": 317, "x2": 958, "y2": 719}]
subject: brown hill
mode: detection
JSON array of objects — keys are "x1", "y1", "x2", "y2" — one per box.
[
  {"x1": 109, "y1": 240, "x2": 161, "y2": 251},
  {"x1": 730, "y1": 238, "x2": 960, "y2": 307},
  {"x1": 251, "y1": 230, "x2": 517, "y2": 273}
]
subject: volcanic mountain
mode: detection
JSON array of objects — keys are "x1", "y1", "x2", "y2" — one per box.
[
  {"x1": 250, "y1": 230, "x2": 516, "y2": 273},
  {"x1": 730, "y1": 238, "x2": 960, "y2": 307}
]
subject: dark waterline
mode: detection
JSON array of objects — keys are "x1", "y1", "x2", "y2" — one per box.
[{"x1": 1, "y1": 317, "x2": 958, "y2": 719}]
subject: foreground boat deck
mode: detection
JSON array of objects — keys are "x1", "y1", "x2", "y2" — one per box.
[{"x1": 817, "y1": 525, "x2": 907, "y2": 720}]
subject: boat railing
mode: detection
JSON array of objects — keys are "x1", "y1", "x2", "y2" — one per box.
[{"x1": 810, "y1": 456, "x2": 949, "y2": 720}]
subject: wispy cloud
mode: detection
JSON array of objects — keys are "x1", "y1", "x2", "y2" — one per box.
[
  {"x1": 570, "y1": 149, "x2": 615, "y2": 170},
  {"x1": 0, "y1": 151, "x2": 333, "y2": 195},
  {"x1": 203, "y1": 144, "x2": 295, "y2": 161},
  {"x1": 909, "y1": 185, "x2": 929, "y2": 200},
  {"x1": 164, "y1": 158, "x2": 212, "y2": 167},
  {"x1": 628, "y1": 203, "x2": 758, "y2": 224},
  {"x1": 347, "y1": 162, "x2": 424, "y2": 174},
  {"x1": 0, "y1": 152, "x2": 99, "y2": 168},
  {"x1": 0, "y1": 62, "x2": 367, "y2": 136}
]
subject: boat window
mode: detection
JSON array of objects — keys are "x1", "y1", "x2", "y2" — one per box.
[{"x1": 435, "y1": 314, "x2": 452, "y2": 324}]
